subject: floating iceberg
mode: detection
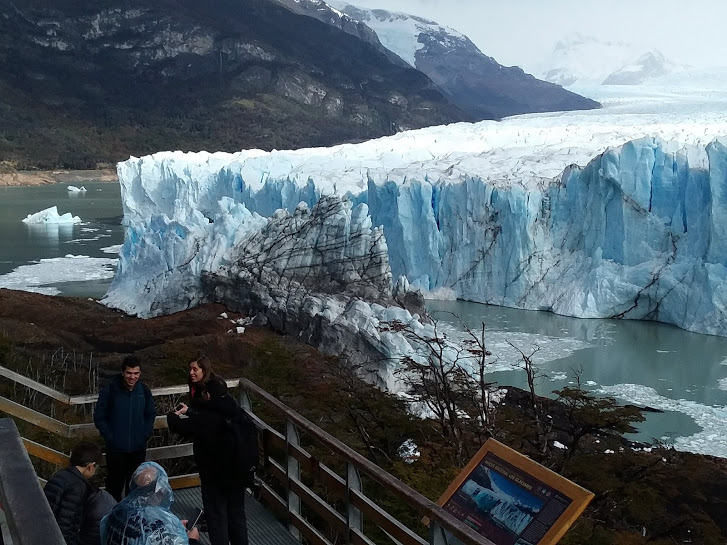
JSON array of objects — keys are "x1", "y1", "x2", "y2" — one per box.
[
  {"x1": 22, "y1": 206, "x2": 81, "y2": 225},
  {"x1": 67, "y1": 185, "x2": 87, "y2": 193}
]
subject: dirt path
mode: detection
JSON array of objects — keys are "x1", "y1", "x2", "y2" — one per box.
[{"x1": 0, "y1": 169, "x2": 118, "y2": 187}]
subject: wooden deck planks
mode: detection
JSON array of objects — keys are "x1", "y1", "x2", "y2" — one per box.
[{"x1": 172, "y1": 487, "x2": 299, "y2": 545}]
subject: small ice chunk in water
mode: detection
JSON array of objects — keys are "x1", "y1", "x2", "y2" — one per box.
[{"x1": 22, "y1": 206, "x2": 81, "y2": 224}]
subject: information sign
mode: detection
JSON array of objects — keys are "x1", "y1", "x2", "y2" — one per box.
[{"x1": 433, "y1": 439, "x2": 594, "y2": 545}]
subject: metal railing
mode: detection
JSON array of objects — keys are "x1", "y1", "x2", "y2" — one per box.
[{"x1": 0, "y1": 364, "x2": 494, "y2": 545}]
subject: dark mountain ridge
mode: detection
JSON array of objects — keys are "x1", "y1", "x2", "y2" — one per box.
[
  {"x1": 280, "y1": 0, "x2": 601, "y2": 119},
  {"x1": 0, "y1": 0, "x2": 468, "y2": 168}
]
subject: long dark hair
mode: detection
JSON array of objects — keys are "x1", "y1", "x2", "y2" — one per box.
[{"x1": 188, "y1": 354, "x2": 216, "y2": 395}]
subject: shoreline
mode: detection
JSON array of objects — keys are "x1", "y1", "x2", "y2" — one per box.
[{"x1": 0, "y1": 168, "x2": 118, "y2": 187}]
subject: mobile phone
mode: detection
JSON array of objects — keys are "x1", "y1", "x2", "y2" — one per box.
[
  {"x1": 174, "y1": 403, "x2": 185, "y2": 412},
  {"x1": 186, "y1": 507, "x2": 203, "y2": 530}
]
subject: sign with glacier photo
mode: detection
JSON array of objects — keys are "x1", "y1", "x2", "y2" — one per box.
[{"x1": 435, "y1": 439, "x2": 593, "y2": 545}]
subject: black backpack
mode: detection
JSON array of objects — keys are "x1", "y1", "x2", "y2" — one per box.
[{"x1": 219, "y1": 407, "x2": 259, "y2": 487}]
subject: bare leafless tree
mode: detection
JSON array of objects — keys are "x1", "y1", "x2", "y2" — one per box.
[
  {"x1": 232, "y1": 196, "x2": 392, "y2": 297},
  {"x1": 507, "y1": 342, "x2": 551, "y2": 458},
  {"x1": 553, "y1": 366, "x2": 644, "y2": 468},
  {"x1": 382, "y1": 315, "x2": 500, "y2": 464}
]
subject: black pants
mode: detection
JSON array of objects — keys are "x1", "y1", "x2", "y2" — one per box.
[
  {"x1": 201, "y1": 481, "x2": 248, "y2": 545},
  {"x1": 105, "y1": 449, "x2": 146, "y2": 501}
]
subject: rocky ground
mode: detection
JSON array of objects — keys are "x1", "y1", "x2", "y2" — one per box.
[
  {"x1": 0, "y1": 288, "x2": 264, "y2": 387},
  {"x1": 0, "y1": 169, "x2": 117, "y2": 187}
]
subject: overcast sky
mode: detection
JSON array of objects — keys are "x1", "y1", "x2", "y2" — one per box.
[{"x1": 346, "y1": 0, "x2": 727, "y2": 72}]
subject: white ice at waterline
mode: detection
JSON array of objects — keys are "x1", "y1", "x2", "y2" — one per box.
[
  {"x1": 113, "y1": 83, "x2": 727, "y2": 336},
  {"x1": 101, "y1": 245, "x2": 123, "y2": 255},
  {"x1": 67, "y1": 185, "x2": 87, "y2": 193},
  {"x1": 600, "y1": 383, "x2": 727, "y2": 457},
  {"x1": 22, "y1": 206, "x2": 81, "y2": 225},
  {"x1": 0, "y1": 255, "x2": 117, "y2": 295}
]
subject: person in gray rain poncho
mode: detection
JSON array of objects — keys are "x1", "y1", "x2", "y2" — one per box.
[{"x1": 100, "y1": 462, "x2": 199, "y2": 545}]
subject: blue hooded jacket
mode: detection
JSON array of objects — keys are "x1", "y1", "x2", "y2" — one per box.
[
  {"x1": 94, "y1": 374, "x2": 156, "y2": 453},
  {"x1": 100, "y1": 462, "x2": 188, "y2": 545}
]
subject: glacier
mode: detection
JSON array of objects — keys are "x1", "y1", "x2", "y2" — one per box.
[
  {"x1": 104, "y1": 91, "x2": 727, "y2": 338},
  {"x1": 103, "y1": 188, "x2": 434, "y2": 387}
]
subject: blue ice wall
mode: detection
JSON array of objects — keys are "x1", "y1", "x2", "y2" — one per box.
[{"x1": 115, "y1": 136, "x2": 727, "y2": 336}]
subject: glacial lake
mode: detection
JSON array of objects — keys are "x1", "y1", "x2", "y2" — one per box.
[
  {"x1": 0, "y1": 182, "x2": 124, "y2": 298},
  {"x1": 2, "y1": 182, "x2": 727, "y2": 456}
]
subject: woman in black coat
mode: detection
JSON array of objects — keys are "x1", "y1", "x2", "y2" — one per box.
[{"x1": 168, "y1": 378, "x2": 249, "y2": 545}]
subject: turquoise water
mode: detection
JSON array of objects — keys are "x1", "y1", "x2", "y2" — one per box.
[
  {"x1": 426, "y1": 300, "x2": 727, "y2": 450},
  {"x1": 0, "y1": 182, "x2": 124, "y2": 298}
]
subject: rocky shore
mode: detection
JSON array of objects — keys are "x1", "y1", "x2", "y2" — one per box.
[{"x1": 0, "y1": 169, "x2": 117, "y2": 187}]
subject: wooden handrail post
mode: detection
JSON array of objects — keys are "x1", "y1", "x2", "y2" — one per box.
[
  {"x1": 346, "y1": 462, "x2": 363, "y2": 543},
  {"x1": 286, "y1": 419, "x2": 302, "y2": 541}
]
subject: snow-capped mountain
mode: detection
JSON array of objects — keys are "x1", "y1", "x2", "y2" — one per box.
[
  {"x1": 271, "y1": 0, "x2": 409, "y2": 67},
  {"x1": 1, "y1": 0, "x2": 472, "y2": 167},
  {"x1": 538, "y1": 34, "x2": 681, "y2": 86},
  {"x1": 603, "y1": 50, "x2": 683, "y2": 85},
  {"x1": 275, "y1": 0, "x2": 599, "y2": 119}
]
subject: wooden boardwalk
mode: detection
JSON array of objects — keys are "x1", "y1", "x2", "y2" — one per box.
[{"x1": 172, "y1": 487, "x2": 299, "y2": 545}]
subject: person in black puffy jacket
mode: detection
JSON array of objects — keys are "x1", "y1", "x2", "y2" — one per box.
[
  {"x1": 44, "y1": 441, "x2": 101, "y2": 545},
  {"x1": 79, "y1": 489, "x2": 117, "y2": 545}
]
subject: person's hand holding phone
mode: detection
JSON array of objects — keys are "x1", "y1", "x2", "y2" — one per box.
[
  {"x1": 180, "y1": 520, "x2": 200, "y2": 541},
  {"x1": 186, "y1": 508, "x2": 203, "y2": 530},
  {"x1": 174, "y1": 402, "x2": 188, "y2": 415}
]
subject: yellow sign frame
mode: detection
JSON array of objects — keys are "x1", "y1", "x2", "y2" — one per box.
[{"x1": 434, "y1": 439, "x2": 594, "y2": 545}]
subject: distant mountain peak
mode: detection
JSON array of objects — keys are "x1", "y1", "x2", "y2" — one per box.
[
  {"x1": 539, "y1": 34, "x2": 682, "y2": 86},
  {"x1": 322, "y1": 1, "x2": 599, "y2": 119},
  {"x1": 553, "y1": 32, "x2": 630, "y2": 52},
  {"x1": 0, "y1": 0, "x2": 469, "y2": 168},
  {"x1": 602, "y1": 49, "x2": 683, "y2": 85}
]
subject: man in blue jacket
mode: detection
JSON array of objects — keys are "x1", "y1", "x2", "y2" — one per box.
[{"x1": 94, "y1": 355, "x2": 156, "y2": 501}]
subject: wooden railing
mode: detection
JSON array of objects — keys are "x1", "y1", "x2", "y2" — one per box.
[
  {"x1": 0, "y1": 365, "x2": 243, "y2": 489},
  {"x1": 239, "y1": 379, "x2": 495, "y2": 545},
  {"x1": 0, "y1": 418, "x2": 66, "y2": 545},
  {"x1": 0, "y1": 364, "x2": 494, "y2": 545}
]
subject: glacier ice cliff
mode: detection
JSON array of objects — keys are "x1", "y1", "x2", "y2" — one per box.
[
  {"x1": 104, "y1": 133, "x2": 727, "y2": 338},
  {"x1": 102, "y1": 190, "x2": 432, "y2": 386}
]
